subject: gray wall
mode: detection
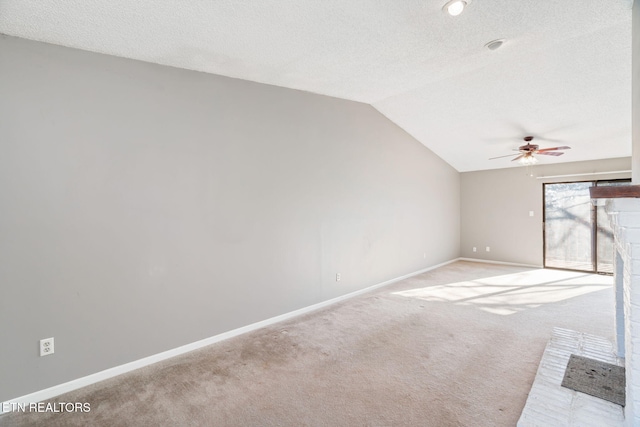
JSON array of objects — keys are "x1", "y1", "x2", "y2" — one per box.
[
  {"x1": 460, "y1": 158, "x2": 632, "y2": 266},
  {"x1": 0, "y1": 35, "x2": 460, "y2": 401}
]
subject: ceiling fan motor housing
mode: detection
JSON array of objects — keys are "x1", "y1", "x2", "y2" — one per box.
[{"x1": 520, "y1": 143, "x2": 539, "y2": 152}]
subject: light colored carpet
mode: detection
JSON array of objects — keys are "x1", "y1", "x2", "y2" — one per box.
[{"x1": 0, "y1": 261, "x2": 614, "y2": 426}]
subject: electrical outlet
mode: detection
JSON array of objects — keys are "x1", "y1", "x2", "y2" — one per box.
[
  {"x1": 336, "y1": 273, "x2": 341, "y2": 282},
  {"x1": 423, "y1": 253, "x2": 426, "y2": 259},
  {"x1": 486, "y1": 246, "x2": 491, "y2": 252},
  {"x1": 40, "y1": 337, "x2": 54, "y2": 357},
  {"x1": 529, "y1": 211, "x2": 534, "y2": 217},
  {"x1": 473, "y1": 247, "x2": 477, "y2": 252}
]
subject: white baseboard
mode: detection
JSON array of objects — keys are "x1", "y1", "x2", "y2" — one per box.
[
  {"x1": 458, "y1": 257, "x2": 542, "y2": 269},
  {"x1": 1, "y1": 258, "x2": 457, "y2": 414}
]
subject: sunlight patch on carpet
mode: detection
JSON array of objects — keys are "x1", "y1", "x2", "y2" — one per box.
[{"x1": 393, "y1": 269, "x2": 612, "y2": 315}]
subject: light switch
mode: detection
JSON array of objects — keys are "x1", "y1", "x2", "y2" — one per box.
[{"x1": 529, "y1": 211, "x2": 534, "y2": 217}]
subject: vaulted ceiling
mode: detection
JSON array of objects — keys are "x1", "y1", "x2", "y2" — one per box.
[{"x1": 0, "y1": 0, "x2": 632, "y2": 171}]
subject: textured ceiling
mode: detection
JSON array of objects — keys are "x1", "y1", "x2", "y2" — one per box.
[{"x1": 0, "y1": 0, "x2": 632, "y2": 171}]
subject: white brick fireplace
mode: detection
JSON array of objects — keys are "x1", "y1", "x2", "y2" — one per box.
[{"x1": 606, "y1": 198, "x2": 640, "y2": 426}]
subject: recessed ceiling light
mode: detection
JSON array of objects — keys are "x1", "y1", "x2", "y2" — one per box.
[
  {"x1": 485, "y1": 39, "x2": 505, "y2": 51},
  {"x1": 443, "y1": 0, "x2": 467, "y2": 16}
]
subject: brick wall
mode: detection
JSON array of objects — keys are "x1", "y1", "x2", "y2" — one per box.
[{"x1": 607, "y1": 198, "x2": 640, "y2": 426}]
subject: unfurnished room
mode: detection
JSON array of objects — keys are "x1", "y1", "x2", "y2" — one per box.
[{"x1": 1, "y1": 1, "x2": 639, "y2": 426}]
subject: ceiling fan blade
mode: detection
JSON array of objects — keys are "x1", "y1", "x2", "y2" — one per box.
[
  {"x1": 488, "y1": 153, "x2": 520, "y2": 160},
  {"x1": 504, "y1": 121, "x2": 530, "y2": 136},
  {"x1": 533, "y1": 137, "x2": 565, "y2": 144},
  {"x1": 511, "y1": 154, "x2": 525, "y2": 161},
  {"x1": 537, "y1": 151, "x2": 565, "y2": 156},
  {"x1": 537, "y1": 146, "x2": 571, "y2": 152}
]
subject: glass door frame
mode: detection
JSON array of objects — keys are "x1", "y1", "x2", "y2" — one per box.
[{"x1": 542, "y1": 178, "x2": 630, "y2": 275}]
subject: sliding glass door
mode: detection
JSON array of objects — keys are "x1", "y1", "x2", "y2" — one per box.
[
  {"x1": 544, "y1": 182, "x2": 594, "y2": 271},
  {"x1": 543, "y1": 180, "x2": 630, "y2": 274}
]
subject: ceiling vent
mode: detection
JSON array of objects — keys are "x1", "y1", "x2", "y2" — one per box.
[{"x1": 485, "y1": 39, "x2": 505, "y2": 51}]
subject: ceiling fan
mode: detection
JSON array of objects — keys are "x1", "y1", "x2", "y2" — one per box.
[{"x1": 489, "y1": 136, "x2": 571, "y2": 165}]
